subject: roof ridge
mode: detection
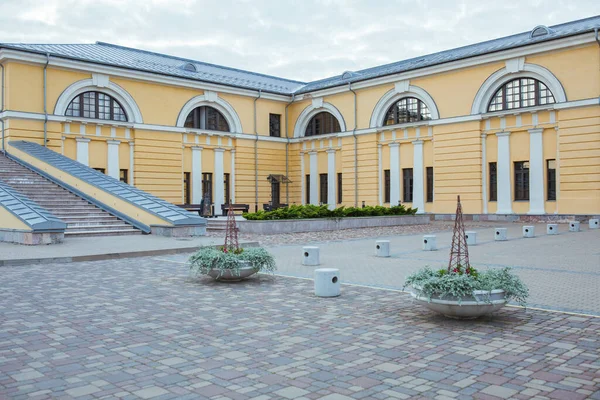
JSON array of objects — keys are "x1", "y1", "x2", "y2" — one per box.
[{"x1": 95, "y1": 41, "x2": 306, "y2": 85}]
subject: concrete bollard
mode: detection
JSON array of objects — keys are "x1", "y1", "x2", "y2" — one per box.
[
  {"x1": 569, "y1": 221, "x2": 580, "y2": 232},
  {"x1": 423, "y1": 235, "x2": 437, "y2": 251},
  {"x1": 375, "y1": 240, "x2": 390, "y2": 257},
  {"x1": 302, "y1": 246, "x2": 320, "y2": 266},
  {"x1": 465, "y1": 231, "x2": 477, "y2": 245},
  {"x1": 494, "y1": 228, "x2": 507, "y2": 241},
  {"x1": 590, "y1": 218, "x2": 599, "y2": 229},
  {"x1": 523, "y1": 226, "x2": 535, "y2": 238},
  {"x1": 547, "y1": 224, "x2": 558, "y2": 235},
  {"x1": 314, "y1": 268, "x2": 340, "y2": 297}
]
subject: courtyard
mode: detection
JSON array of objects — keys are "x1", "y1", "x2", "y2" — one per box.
[{"x1": 1, "y1": 221, "x2": 599, "y2": 399}]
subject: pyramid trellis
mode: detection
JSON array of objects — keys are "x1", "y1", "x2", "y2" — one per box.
[
  {"x1": 448, "y1": 195, "x2": 470, "y2": 271},
  {"x1": 223, "y1": 205, "x2": 239, "y2": 252}
]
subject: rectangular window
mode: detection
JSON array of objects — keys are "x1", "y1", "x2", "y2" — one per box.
[
  {"x1": 426, "y1": 167, "x2": 433, "y2": 203},
  {"x1": 183, "y1": 172, "x2": 191, "y2": 204},
  {"x1": 514, "y1": 161, "x2": 530, "y2": 201},
  {"x1": 119, "y1": 169, "x2": 128, "y2": 184},
  {"x1": 202, "y1": 172, "x2": 213, "y2": 204},
  {"x1": 337, "y1": 173, "x2": 342, "y2": 204},
  {"x1": 305, "y1": 174, "x2": 310, "y2": 204},
  {"x1": 384, "y1": 169, "x2": 390, "y2": 203},
  {"x1": 269, "y1": 113, "x2": 281, "y2": 137},
  {"x1": 224, "y1": 173, "x2": 230, "y2": 205},
  {"x1": 547, "y1": 159, "x2": 556, "y2": 201},
  {"x1": 93, "y1": 168, "x2": 105, "y2": 174},
  {"x1": 489, "y1": 162, "x2": 497, "y2": 201},
  {"x1": 319, "y1": 173, "x2": 328, "y2": 204},
  {"x1": 403, "y1": 168, "x2": 413, "y2": 203}
]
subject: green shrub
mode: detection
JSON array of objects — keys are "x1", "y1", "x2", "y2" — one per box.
[{"x1": 242, "y1": 204, "x2": 416, "y2": 220}]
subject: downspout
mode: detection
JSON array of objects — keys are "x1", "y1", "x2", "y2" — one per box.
[
  {"x1": 348, "y1": 82, "x2": 358, "y2": 207},
  {"x1": 284, "y1": 93, "x2": 295, "y2": 204},
  {"x1": 254, "y1": 89, "x2": 262, "y2": 212},
  {"x1": 0, "y1": 61, "x2": 4, "y2": 153},
  {"x1": 43, "y1": 53, "x2": 50, "y2": 147}
]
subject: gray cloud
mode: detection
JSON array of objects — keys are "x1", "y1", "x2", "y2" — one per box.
[{"x1": 0, "y1": 0, "x2": 598, "y2": 81}]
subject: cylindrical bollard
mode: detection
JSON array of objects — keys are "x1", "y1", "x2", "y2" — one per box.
[
  {"x1": 495, "y1": 228, "x2": 507, "y2": 241},
  {"x1": 375, "y1": 240, "x2": 390, "y2": 257},
  {"x1": 302, "y1": 246, "x2": 320, "y2": 266},
  {"x1": 465, "y1": 231, "x2": 477, "y2": 245},
  {"x1": 314, "y1": 268, "x2": 340, "y2": 297},
  {"x1": 569, "y1": 221, "x2": 580, "y2": 232},
  {"x1": 423, "y1": 235, "x2": 437, "y2": 251},
  {"x1": 523, "y1": 226, "x2": 535, "y2": 238},
  {"x1": 590, "y1": 218, "x2": 599, "y2": 229},
  {"x1": 547, "y1": 224, "x2": 558, "y2": 235}
]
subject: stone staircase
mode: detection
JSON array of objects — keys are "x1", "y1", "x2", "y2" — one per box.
[
  {"x1": 206, "y1": 218, "x2": 228, "y2": 232},
  {"x1": 0, "y1": 153, "x2": 140, "y2": 237}
]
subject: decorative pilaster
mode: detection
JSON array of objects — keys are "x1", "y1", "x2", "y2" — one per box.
[
  {"x1": 107, "y1": 140, "x2": 120, "y2": 180},
  {"x1": 192, "y1": 146, "x2": 203, "y2": 203},
  {"x1": 309, "y1": 151, "x2": 318, "y2": 205},
  {"x1": 528, "y1": 128, "x2": 545, "y2": 214},
  {"x1": 230, "y1": 149, "x2": 236, "y2": 204},
  {"x1": 300, "y1": 152, "x2": 305, "y2": 205},
  {"x1": 76, "y1": 137, "x2": 91, "y2": 166},
  {"x1": 481, "y1": 134, "x2": 488, "y2": 214},
  {"x1": 129, "y1": 141, "x2": 135, "y2": 186},
  {"x1": 496, "y1": 132, "x2": 513, "y2": 214},
  {"x1": 412, "y1": 140, "x2": 425, "y2": 214},
  {"x1": 327, "y1": 149, "x2": 336, "y2": 210},
  {"x1": 214, "y1": 148, "x2": 225, "y2": 212},
  {"x1": 378, "y1": 144, "x2": 383, "y2": 205},
  {"x1": 388, "y1": 143, "x2": 400, "y2": 206}
]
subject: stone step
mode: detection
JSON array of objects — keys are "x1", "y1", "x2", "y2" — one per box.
[
  {"x1": 65, "y1": 229, "x2": 142, "y2": 237},
  {"x1": 66, "y1": 223, "x2": 135, "y2": 232}
]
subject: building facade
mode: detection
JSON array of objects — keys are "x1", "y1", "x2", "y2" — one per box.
[{"x1": 1, "y1": 17, "x2": 599, "y2": 216}]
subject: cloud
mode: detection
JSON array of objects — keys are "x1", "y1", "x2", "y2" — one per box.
[{"x1": 0, "y1": 0, "x2": 598, "y2": 81}]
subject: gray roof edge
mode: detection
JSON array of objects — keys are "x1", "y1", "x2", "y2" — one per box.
[{"x1": 0, "y1": 181, "x2": 67, "y2": 232}]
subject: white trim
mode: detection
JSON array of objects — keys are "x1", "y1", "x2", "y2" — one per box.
[
  {"x1": 293, "y1": 102, "x2": 347, "y2": 138},
  {"x1": 378, "y1": 144, "x2": 383, "y2": 205},
  {"x1": 309, "y1": 151, "x2": 318, "y2": 205},
  {"x1": 214, "y1": 148, "x2": 225, "y2": 212},
  {"x1": 528, "y1": 128, "x2": 545, "y2": 215},
  {"x1": 230, "y1": 149, "x2": 236, "y2": 203},
  {"x1": 327, "y1": 149, "x2": 336, "y2": 209},
  {"x1": 129, "y1": 141, "x2": 135, "y2": 186},
  {"x1": 300, "y1": 152, "x2": 305, "y2": 205},
  {"x1": 54, "y1": 78, "x2": 144, "y2": 123},
  {"x1": 176, "y1": 92, "x2": 243, "y2": 133},
  {"x1": 471, "y1": 63, "x2": 567, "y2": 115},
  {"x1": 412, "y1": 140, "x2": 424, "y2": 214},
  {"x1": 191, "y1": 146, "x2": 203, "y2": 203},
  {"x1": 106, "y1": 139, "x2": 120, "y2": 179},
  {"x1": 370, "y1": 84, "x2": 440, "y2": 128},
  {"x1": 481, "y1": 134, "x2": 488, "y2": 214},
  {"x1": 389, "y1": 143, "x2": 400, "y2": 206},
  {"x1": 495, "y1": 132, "x2": 513, "y2": 214},
  {"x1": 75, "y1": 137, "x2": 90, "y2": 166}
]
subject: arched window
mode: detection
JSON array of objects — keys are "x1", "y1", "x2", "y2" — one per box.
[
  {"x1": 184, "y1": 106, "x2": 230, "y2": 132},
  {"x1": 305, "y1": 112, "x2": 341, "y2": 137},
  {"x1": 488, "y1": 78, "x2": 555, "y2": 112},
  {"x1": 384, "y1": 97, "x2": 431, "y2": 125},
  {"x1": 66, "y1": 91, "x2": 128, "y2": 121}
]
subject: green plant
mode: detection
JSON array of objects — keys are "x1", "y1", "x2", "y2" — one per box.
[
  {"x1": 189, "y1": 246, "x2": 276, "y2": 278},
  {"x1": 404, "y1": 266, "x2": 528, "y2": 306},
  {"x1": 242, "y1": 203, "x2": 417, "y2": 221}
]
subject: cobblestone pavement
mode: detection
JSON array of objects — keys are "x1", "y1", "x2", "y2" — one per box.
[{"x1": 2, "y1": 257, "x2": 599, "y2": 399}]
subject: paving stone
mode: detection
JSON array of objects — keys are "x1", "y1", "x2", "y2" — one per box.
[{"x1": 133, "y1": 387, "x2": 170, "y2": 399}]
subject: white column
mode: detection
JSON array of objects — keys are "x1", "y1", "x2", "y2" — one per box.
[
  {"x1": 481, "y1": 134, "x2": 488, "y2": 214},
  {"x1": 389, "y1": 143, "x2": 400, "y2": 206},
  {"x1": 327, "y1": 149, "x2": 336, "y2": 210},
  {"x1": 496, "y1": 132, "x2": 513, "y2": 214},
  {"x1": 528, "y1": 128, "x2": 545, "y2": 214},
  {"x1": 107, "y1": 140, "x2": 120, "y2": 179},
  {"x1": 309, "y1": 151, "x2": 318, "y2": 205},
  {"x1": 378, "y1": 144, "x2": 383, "y2": 205},
  {"x1": 214, "y1": 148, "x2": 225, "y2": 213},
  {"x1": 412, "y1": 140, "x2": 425, "y2": 214},
  {"x1": 192, "y1": 146, "x2": 203, "y2": 203},
  {"x1": 230, "y1": 149, "x2": 236, "y2": 203},
  {"x1": 301, "y1": 152, "x2": 305, "y2": 205},
  {"x1": 129, "y1": 141, "x2": 135, "y2": 186},
  {"x1": 76, "y1": 137, "x2": 90, "y2": 166}
]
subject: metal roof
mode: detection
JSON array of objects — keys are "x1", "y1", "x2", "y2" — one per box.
[{"x1": 0, "y1": 15, "x2": 598, "y2": 96}]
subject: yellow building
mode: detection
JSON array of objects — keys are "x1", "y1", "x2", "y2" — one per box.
[{"x1": 1, "y1": 16, "x2": 599, "y2": 219}]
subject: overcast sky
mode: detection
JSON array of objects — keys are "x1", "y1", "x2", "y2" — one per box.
[{"x1": 0, "y1": 0, "x2": 598, "y2": 82}]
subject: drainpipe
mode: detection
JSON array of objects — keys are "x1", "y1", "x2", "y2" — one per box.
[
  {"x1": 0, "y1": 61, "x2": 4, "y2": 153},
  {"x1": 254, "y1": 89, "x2": 262, "y2": 212},
  {"x1": 284, "y1": 93, "x2": 295, "y2": 204},
  {"x1": 43, "y1": 53, "x2": 50, "y2": 147},
  {"x1": 348, "y1": 82, "x2": 358, "y2": 207}
]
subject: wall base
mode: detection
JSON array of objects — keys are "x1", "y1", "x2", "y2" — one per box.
[
  {"x1": 151, "y1": 225, "x2": 207, "y2": 237},
  {"x1": 433, "y1": 214, "x2": 600, "y2": 223},
  {"x1": 0, "y1": 229, "x2": 64, "y2": 245}
]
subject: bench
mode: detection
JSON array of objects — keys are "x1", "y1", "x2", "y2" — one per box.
[
  {"x1": 221, "y1": 203, "x2": 250, "y2": 216},
  {"x1": 176, "y1": 204, "x2": 214, "y2": 217}
]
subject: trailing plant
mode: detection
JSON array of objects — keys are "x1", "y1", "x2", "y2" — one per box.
[
  {"x1": 189, "y1": 246, "x2": 276, "y2": 278},
  {"x1": 242, "y1": 204, "x2": 417, "y2": 221},
  {"x1": 404, "y1": 266, "x2": 528, "y2": 306}
]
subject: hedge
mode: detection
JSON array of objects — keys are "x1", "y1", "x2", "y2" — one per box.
[{"x1": 242, "y1": 204, "x2": 417, "y2": 220}]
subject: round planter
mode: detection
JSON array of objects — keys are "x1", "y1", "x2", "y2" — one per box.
[
  {"x1": 207, "y1": 261, "x2": 259, "y2": 282},
  {"x1": 410, "y1": 285, "x2": 507, "y2": 319}
]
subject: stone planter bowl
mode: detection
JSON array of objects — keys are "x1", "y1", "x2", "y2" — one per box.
[
  {"x1": 207, "y1": 261, "x2": 259, "y2": 282},
  {"x1": 410, "y1": 285, "x2": 507, "y2": 319}
]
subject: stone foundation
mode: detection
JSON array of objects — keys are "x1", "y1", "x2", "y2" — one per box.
[
  {"x1": 433, "y1": 214, "x2": 600, "y2": 223},
  {"x1": 0, "y1": 229, "x2": 64, "y2": 245},
  {"x1": 151, "y1": 224, "x2": 207, "y2": 237}
]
